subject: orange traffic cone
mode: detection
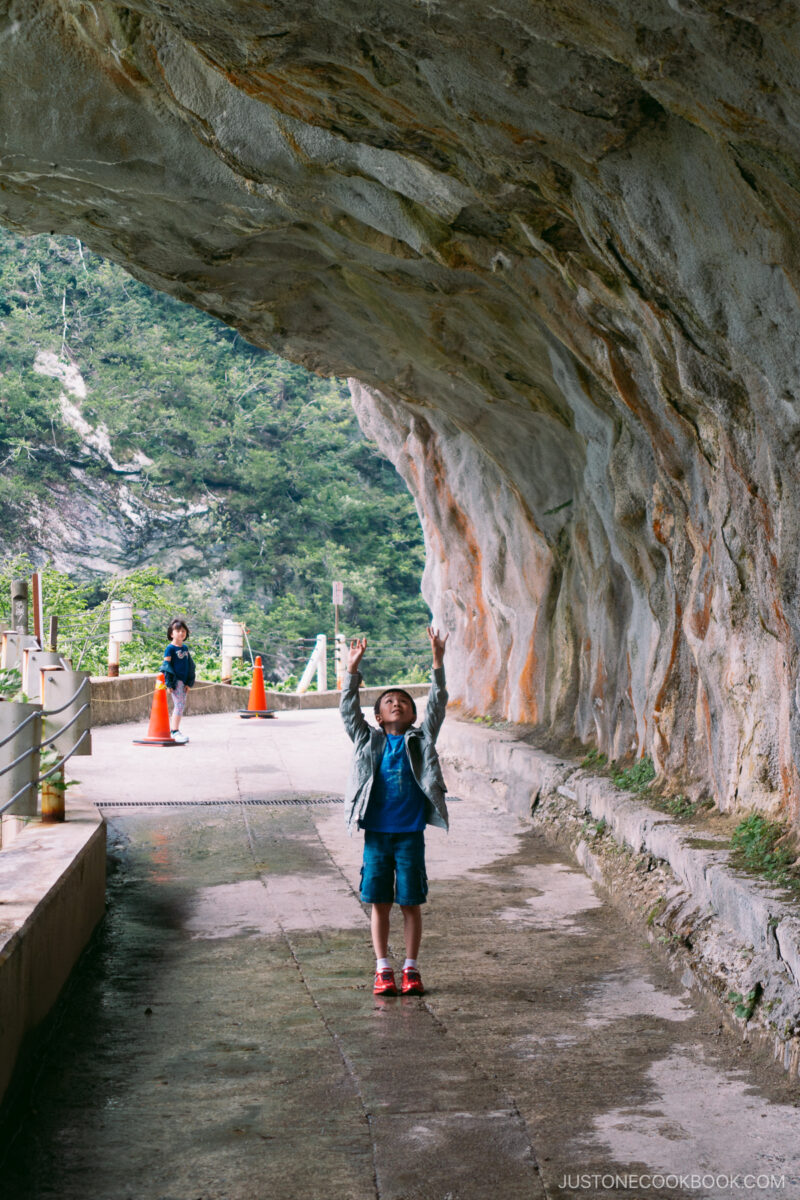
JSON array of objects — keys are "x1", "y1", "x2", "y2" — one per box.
[
  {"x1": 239, "y1": 656, "x2": 276, "y2": 719},
  {"x1": 133, "y1": 673, "x2": 184, "y2": 745}
]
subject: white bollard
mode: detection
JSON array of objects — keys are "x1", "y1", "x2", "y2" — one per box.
[
  {"x1": 109, "y1": 601, "x2": 133, "y2": 677},
  {"x1": 221, "y1": 620, "x2": 244, "y2": 685},
  {"x1": 316, "y1": 634, "x2": 327, "y2": 693}
]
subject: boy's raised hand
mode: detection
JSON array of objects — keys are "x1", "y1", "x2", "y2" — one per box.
[
  {"x1": 346, "y1": 637, "x2": 368, "y2": 674},
  {"x1": 427, "y1": 626, "x2": 449, "y2": 668}
]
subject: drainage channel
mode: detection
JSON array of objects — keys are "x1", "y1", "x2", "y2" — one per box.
[{"x1": 94, "y1": 796, "x2": 345, "y2": 808}]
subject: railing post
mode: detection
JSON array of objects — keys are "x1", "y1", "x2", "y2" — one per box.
[
  {"x1": 40, "y1": 764, "x2": 65, "y2": 822},
  {"x1": 335, "y1": 632, "x2": 345, "y2": 690},
  {"x1": 107, "y1": 639, "x2": 120, "y2": 677},
  {"x1": 11, "y1": 579, "x2": 28, "y2": 635},
  {"x1": 31, "y1": 571, "x2": 43, "y2": 645}
]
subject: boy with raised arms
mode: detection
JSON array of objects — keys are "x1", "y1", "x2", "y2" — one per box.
[{"x1": 340, "y1": 627, "x2": 449, "y2": 996}]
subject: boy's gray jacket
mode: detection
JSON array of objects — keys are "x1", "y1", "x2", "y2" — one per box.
[{"x1": 340, "y1": 668, "x2": 449, "y2": 834}]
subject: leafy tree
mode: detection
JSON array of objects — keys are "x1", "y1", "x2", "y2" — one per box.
[{"x1": 0, "y1": 231, "x2": 431, "y2": 681}]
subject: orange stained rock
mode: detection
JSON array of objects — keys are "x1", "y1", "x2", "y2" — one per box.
[
  {"x1": 686, "y1": 552, "x2": 713, "y2": 643},
  {"x1": 602, "y1": 339, "x2": 686, "y2": 484},
  {"x1": 695, "y1": 681, "x2": 721, "y2": 799},
  {"x1": 517, "y1": 619, "x2": 541, "y2": 725},
  {"x1": 404, "y1": 415, "x2": 504, "y2": 707},
  {"x1": 652, "y1": 600, "x2": 683, "y2": 727},
  {"x1": 651, "y1": 500, "x2": 675, "y2": 545}
]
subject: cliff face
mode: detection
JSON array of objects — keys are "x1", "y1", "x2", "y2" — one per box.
[{"x1": 3, "y1": 1, "x2": 800, "y2": 815}]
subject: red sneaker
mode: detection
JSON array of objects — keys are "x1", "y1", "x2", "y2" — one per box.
[
  {"x1": 374, "y1": 968, "x2": 398, "y2": 996},
  {"x1": 401, "y1": 966, "x2": 425, "y2": 995}
]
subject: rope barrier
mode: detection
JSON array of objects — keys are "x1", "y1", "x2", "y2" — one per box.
[{"x1": 90, "y1": 680, "x2": 242, "y2": 704}]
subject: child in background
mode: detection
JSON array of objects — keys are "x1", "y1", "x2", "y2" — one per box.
[
  {"x1": 340, "y1": 627, "x2": 449, "y2": 996},
  {"x1": 162, "y1": 618, "x2": 196, "y2": 744}
]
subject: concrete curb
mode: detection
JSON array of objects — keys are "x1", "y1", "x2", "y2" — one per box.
[
  {"x1": 0, "y1": 799, "x2": 106, "y2": 1103},
  {"x1": 439, "y1": 719, "x2": 800, "y2": 1073}
]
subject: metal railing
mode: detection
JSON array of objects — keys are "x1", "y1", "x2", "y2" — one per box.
[{"x1": 0, "y1": 669, "x2": 91, "y2": 823}]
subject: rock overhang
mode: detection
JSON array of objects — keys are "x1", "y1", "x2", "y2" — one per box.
[{"x1": 3, "y1": 1, "x2": 800, "y2": 816}]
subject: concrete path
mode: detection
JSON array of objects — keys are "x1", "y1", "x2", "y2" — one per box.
[{"x1": 2, "y1": 708, "x2": 799, "y2": 1200}]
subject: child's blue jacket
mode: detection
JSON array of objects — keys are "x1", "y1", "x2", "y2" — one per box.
[{"x1": 340, "y1": 668, "x2": 449, "y2": 835}]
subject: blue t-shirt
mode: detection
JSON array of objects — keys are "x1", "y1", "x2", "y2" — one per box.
[
  {"x1": 162, "y1": 642, "x2": 193, "y2": 684},
  {"x1": 362, "y1": 733, "x2": 427, "y2": 833}
]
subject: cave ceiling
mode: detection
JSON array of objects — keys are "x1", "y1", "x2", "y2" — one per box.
[{"x1": 3, "y1": 1, "x2": 800, "y2": 813}]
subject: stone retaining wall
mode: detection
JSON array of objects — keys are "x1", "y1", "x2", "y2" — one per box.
[{"x1": 0, "y1": 799, "x2": 106, "y2": 1103}]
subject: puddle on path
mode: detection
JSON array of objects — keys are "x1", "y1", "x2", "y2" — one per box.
[
  {"x1": 496, "y1": 863, "x2": 603, "y2": 931},
  {"x1": 186, "y1": 873, "x2": 365, "y2": 939},
  {"x1": 431, "y1": 801, "x2": 527, "y2": 879},
  {"x1": 262, "y1": 871, "x2": 365, "y2": 932},
  {"x1": 185, "y1": 880, "x2": 280, "y2": 939},
  {"x1": 583, "y1": 973, "x2": 693, "y2": 1028},
  {"x1": 590, "y1": 1045, "x2": 800, "y2": 1195},
  {"x1": 511, "y1": 1032, "x2": 580, "y2": 1059}
]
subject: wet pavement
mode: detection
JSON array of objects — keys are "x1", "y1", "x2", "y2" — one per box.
[{"x1": 2, "y1": 708, "x2": 799, "y2": 1200}]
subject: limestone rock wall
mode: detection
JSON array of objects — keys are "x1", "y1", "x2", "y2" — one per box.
[{"x1": 3, "y1": 1, "x2": 800, "y2": 816}]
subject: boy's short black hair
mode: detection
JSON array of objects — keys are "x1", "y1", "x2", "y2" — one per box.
[
  {"x1": 373, "y1": 688, "x2": 417, "y2": 721},
  {"x1": 167, "y1": 617, "x2": 190, "y2": 639}
]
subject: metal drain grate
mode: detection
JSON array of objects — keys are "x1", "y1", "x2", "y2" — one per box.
[{"x1": 95, "y1": 796, "x2": 344, "y2": 809}]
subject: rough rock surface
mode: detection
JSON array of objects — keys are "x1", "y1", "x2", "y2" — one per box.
[{"x1": 3, "y1": 2, "x2": 800, "y2": 816}]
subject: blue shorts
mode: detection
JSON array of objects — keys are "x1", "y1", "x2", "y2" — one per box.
[{"x1": 360, "y1": 831, "x2": 428, "y2": 906}]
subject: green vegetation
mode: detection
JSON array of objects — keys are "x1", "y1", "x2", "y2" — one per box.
[
  {"x1": 582, "y1": 816, "x2": 608, "y2": 840},
  {"x1": 0, "y1": 556, "x2": 427, "y2": 685},
  {"x1": 0, "y1": 666, "x2": 24, "y2": 702},
  {"x1": 580, "y1": 747, "x2": 607, "y2": 769},
  {"x1": 729, "y1": 813, "x2": 800, "y2": 893},
  {"x1": 663, "y1": 793, "x2": 699, "y2": 819},
  {"x1": 0, "y1": 230, "x2": 431, "y2": 683},
  {"x1": 727, "y1": 984, "x2": 763, "y2": 1022},
  {"x1": 647, "y1": 792, "x2": 715, "y2": 821},
  {"x1": 38, "y1": 746, "x2": 80, "y2": 794},
  {"x1": 612, "y1": 756, "x2": 655, "y2": 793}
]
